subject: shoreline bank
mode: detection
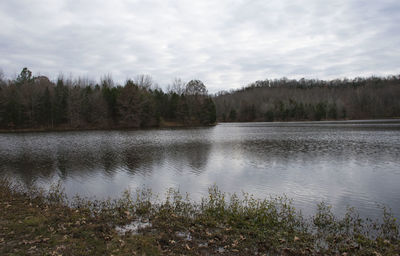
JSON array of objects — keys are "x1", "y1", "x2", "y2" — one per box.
[
  {"x1": 0, "y1": 122, "x2": 217, "y2": 134},
  {"x1": 1, "y1": 118, "x2": 400, "y2": 133},
  {"x1": 0, "y1": 179, "x2": 399, "y2": 255}
]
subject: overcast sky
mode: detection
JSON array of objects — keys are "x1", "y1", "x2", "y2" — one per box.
[{"x1": 1, "y1": 0, "x2": 399, "y2": 92}]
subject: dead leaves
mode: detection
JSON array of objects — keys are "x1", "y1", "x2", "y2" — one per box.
[
  {"x1": 19, "y1": 237, "x2": 50, "y2": 245},
  {"x1": 118, "y1": 239, "x2": 126, "y2": 247}
]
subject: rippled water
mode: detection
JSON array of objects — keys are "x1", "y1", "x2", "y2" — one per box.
[{"x1": 1, "y1": 120, "x2": 400, "y2": 218}]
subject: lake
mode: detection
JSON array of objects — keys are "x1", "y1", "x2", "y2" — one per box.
[{"x1": 1, "y1": 120, "x2": 400, "y2": 218}]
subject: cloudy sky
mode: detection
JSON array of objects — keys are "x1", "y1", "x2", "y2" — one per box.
[{"x1": 0, "y1": 0, "x2": 399, "y2": 92}]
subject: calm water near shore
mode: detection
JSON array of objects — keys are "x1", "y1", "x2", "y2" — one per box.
[{"x1": 1, "y1": 120, "x2": 400, "y2": 218}]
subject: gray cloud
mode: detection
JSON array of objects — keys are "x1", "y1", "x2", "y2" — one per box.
[{"x1": 0, "y1": 0, "x2": 399, "y2": 92}]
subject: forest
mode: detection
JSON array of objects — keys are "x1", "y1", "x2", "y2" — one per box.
[
  {"x1": 1, "y1": 68, "x2": 400, "y2": 130},
  {"x1": 0, "y1": 68, "x2": 216, "y2": 130},
  {"x1": 214, "y1": 75, "x2": 400, "y2": 122}
]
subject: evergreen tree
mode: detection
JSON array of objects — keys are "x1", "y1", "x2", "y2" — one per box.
[
  {"x1": 16, "y1": 67, "x2": 33, "y2": 85},
  {"x1": 229, "y1": 109, "x2": 237, "y2": 121},
  {"x1": 54, "y1": 79, "x2": 69, "y2": 125}
]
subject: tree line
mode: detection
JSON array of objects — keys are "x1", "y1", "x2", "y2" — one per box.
[
  {"x1": 214, "y1": 76, "x2": 400, "y2": 122},
  {"x1": 0, "y1": 68, "x2": 216, "y2": 130}
]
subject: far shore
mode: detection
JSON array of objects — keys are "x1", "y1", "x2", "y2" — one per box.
[
  {"x1": 1, "y1": 118, "x2": 399, "y2": 133},
  {"x1": 0, "y1": 121, "x2": 217, "y2": 133}
]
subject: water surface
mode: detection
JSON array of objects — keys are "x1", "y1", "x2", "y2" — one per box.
[{"x1": 1, "y1": 120, "x2": 400, "y2": 218}]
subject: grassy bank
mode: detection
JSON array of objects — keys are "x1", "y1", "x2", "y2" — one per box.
[{"x1": 0, "y1": 179, "x2": 399, "y2": 255}]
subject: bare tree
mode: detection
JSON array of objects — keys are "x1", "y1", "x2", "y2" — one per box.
[
  {"x1": 117, "y1": 80, "x2": 142, "y2": 128},
  {"x1": 0, "y1": 69, "x2": 5, "y2": 85},
  {"x1": 68, "y1": 86, "x2": 82, "y2": 127},
  {"x1": 100, "y1": 74, "x2": 114, "y2": 88},
  {"x1": 134, "y1": 74, "x2": 153, "y2": 89},
  {"x1": 185, "y1": 80, "x2": 207, "y2": 95},
  {"x1": 74, "y1": 76, "x2": 95, "y2": 88},
  {"x1": 167, "y1": 78, "x2": 186, "y2": 95}
]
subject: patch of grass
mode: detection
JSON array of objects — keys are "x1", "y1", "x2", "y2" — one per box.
[{"x1": 0, "y1": 178, "x2": 399, "y2": 255}]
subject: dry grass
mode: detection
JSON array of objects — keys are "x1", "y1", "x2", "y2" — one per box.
[{"x1": 0, "y1": 178, "x2": 399, "y2": 255}]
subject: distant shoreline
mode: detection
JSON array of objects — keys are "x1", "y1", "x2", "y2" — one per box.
[
  {"x1": 0, "y1": 122, "x2": 217, "y2": 133},
  {"x1": 219, "y1": 117, "x2": 400, "y2": 124},
  {"x1": 1, "y1": 118, "x2": 399, "y2": 133}
]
